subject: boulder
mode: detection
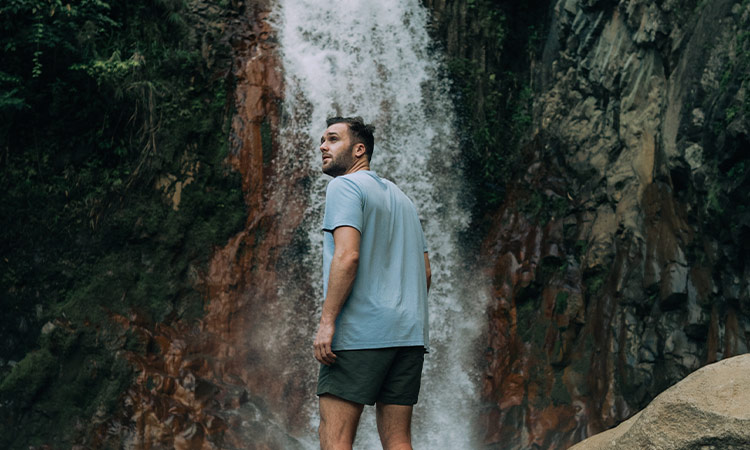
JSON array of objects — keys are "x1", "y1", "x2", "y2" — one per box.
[{"x1": 570, "y1": 354, "x2": 750, "y2": 449}]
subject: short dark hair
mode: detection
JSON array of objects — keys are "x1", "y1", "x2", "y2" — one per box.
[{"x1": 326, "y1": 116, "x2": 375, "y2": 161}]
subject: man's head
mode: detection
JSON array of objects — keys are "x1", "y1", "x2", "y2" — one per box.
[
  {"x1": 326, "y1": 116, "x2": 375, "y2": 161},
  {"x1": 319, "y1": 116, "x2": 375, "y2": 177}
]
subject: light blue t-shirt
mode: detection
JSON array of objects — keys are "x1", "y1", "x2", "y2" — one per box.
[{"x1": 322, "y1": 170, "x2": 429, "y2": 351}]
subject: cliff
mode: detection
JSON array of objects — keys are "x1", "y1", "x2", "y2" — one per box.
[
  {"x1": 424, "y1": 0, "x2": 750, "y2": 447},
  {"x1": 1, "y1": 0, "x2": 749, "y2": 448}
]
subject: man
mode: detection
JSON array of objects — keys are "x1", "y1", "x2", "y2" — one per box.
[{"x1": 314, "y1": 116, "x2": 431, "y2": 450}]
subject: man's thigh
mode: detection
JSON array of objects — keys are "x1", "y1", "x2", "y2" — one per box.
[
  {"x1": 376, "y1": 402, "x2": 414, "y2": 449},
  {"x1": 319, "y1": 394, "x2": 364, "y2": 449}
]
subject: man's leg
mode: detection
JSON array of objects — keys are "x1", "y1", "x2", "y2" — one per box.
[
  {"x1": 319, "y1": 394, "x2": 364, "y2": 450},
  {"x1": 375, "y1": 402, "x2": 413, "y2": 450}
]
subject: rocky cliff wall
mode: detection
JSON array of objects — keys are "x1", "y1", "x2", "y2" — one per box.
[
  {"x1": 115, "y1": 1, "x2": 750, "y2": 448},
  {"x1": 94, "y1": 4, "x2": 318, "y2": 448},
  {"x1": 424, "y1": 0, "x2": 750, "y2": 448}
]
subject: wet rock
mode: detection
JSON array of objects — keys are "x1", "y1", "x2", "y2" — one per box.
[
  {"x1": 584, "y1": 205, "x2": 616, "y2": 271},
  {"x1": 570, "y1": 354, "x2": 750, "y2": 449},
  {"x1": 433, "y1": 0, "x2": 750, "y2": 446},
  {"x1": 659, "y1": 262, "x2": 688, "y2": 310}
]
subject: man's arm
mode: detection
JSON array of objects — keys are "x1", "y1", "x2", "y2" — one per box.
[
  {"x1": 314, "y1": 226, "x2": 361, "y2": 366},
  {"x1": 424, "y1": 252, "x2": 431, "y2": 293}
]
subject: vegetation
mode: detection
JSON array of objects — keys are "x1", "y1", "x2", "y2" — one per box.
[
  {"x1": 520, "y1": 190, "x2": 569, "y2": 224},
  {"x1": 442, "y1": 0, "x2": 548, "y2": 213},
  {"x1": 554, "y1": 291, "x2": 569, "y2": 315},
  {"x1": 0, "y1": 0, "x2": 244, "y2": 447},
  {"x1": 698, "y1": 1, "x2": 750, "y2": 272},
  {"x1": 0, "y1": 324, "x2": 135, "y2": 448}
]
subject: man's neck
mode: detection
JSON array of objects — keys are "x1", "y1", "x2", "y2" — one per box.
[{"x1": 343, "y1": 160, "x2": 370, "y2": 175}]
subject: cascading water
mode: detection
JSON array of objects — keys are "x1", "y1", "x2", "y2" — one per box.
[{"x1": 272, "y1": 1, "x2": 489, "y2": 447}]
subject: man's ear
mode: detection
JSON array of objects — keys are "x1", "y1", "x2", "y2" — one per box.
[{"x1": 354, "y1": 142, "x2": 367, "y2": 158}]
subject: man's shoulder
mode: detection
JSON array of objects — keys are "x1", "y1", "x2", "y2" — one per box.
[
  {"x1": 326, "y1": 174, "x2": 366, "y2": 200},
  {"x1": 331, "y1": 170, "x2": 371, "y2": 182},
  {"x1": 344, "y1": 170, "x2": 377, "y2": 182},
  {"x1": 331, "y1": 171, "x2": 416, "y2": 206},
  {"x1": 330, "y1": 171, "x2": 379, "y2": 191}
]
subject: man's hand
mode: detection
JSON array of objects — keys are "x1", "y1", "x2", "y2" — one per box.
[{"x1": 314, "y1": 320, "x2": 337, "y2": 365}]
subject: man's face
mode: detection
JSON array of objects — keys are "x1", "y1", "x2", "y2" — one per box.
[{"x1": 320, "y1": 123, "x2": 356, "y2": 177}]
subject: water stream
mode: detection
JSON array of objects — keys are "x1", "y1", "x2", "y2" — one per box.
[{"x1": 272, "y1": 1, "x2": 489, "y2": 447}]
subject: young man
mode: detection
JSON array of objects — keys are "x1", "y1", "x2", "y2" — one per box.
[{"x1": 314, "y1": 116, "x2": 431, "y2": 450}]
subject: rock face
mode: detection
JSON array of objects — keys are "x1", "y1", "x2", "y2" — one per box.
[
  {"x1": 96, "y1": 3, "x2": 318, "y2": 448},
  {"x1": 425, "y1": 0, "x2": 750, "y2": 447},
  {"x1": 84, "y1": 1, "x2": 749, "y2": 448},
  {"x1": 570, "y1": 353, "x2": 750, "y2": 449}
]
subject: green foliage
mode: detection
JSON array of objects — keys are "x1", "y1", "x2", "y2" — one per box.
[
  {"x1": 70, "y1": 50, "x2": 143, "y2": 86},
  {"x1": 1, "y1": 0, "x2": 242, "y2": 446},
  {"x1": 585, "y1": 269, "x2": 608, "y2": 295},
  {"x1": 0, "y1": 325, "x2": 134, "y2": 449},
  {"x1": 520, "y1": 190, "x2": 569, "y2": 224},
  {"x1": 1, "y1": 0, "x2": 240, "y2": 351},
  {"x1": 517, "y1": 298, "x2": 548, "y2": 348},
  {"x1": 574, "y1": 239, "x2": 588, "y2": 260},
  {"x1": 706, "y1": 181, "x2": 724, "y2": 214},
  {"x1": 698, "y1": 4, "x2": 750, "y2": 260},
  {"x1": 0, "y1": 348, "x2": 56, "y2": 408},
  {"x1": 521, "y1": 189, "x2": 545, "y2": 218},
  {"x1": 554, "y1": 291, "x2": 569, "y2": 315},
  {"x1": 728, "y1": 160, "x2": 747, "y2": 181},
  {"x1": 0, "y1": 71, "x2": 28, "y2": 111},
  {"x1": 511, "y1": 84, "x2": 534, "y2": 131},
  {"x1": 443, "y1": 1, "x2": 545, "y2": 213},
  {"x1": 448, "y1": 57, "x2": 533, "y2": 209}
]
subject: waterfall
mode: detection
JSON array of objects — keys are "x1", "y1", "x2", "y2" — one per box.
[{"x1": 271, "y1": 1, "x2": 488, "y2": 447}]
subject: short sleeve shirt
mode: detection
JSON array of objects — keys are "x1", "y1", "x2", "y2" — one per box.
[{"x1": 322, "y1": 170, "x2": 429, "y2": 351}]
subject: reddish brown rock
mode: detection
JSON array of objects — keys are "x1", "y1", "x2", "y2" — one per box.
[{"x1": 481, "y1": 154, "x2": 586, "y2": 449}]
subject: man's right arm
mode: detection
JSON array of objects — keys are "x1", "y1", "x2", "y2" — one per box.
[{"x1": 314, "y1": 225, "x2": 361, "y2": 366}]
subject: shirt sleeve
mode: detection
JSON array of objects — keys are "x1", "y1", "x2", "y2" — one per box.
[{"x1": 322, "y1": 177, "x2": 364, "y2": 233}]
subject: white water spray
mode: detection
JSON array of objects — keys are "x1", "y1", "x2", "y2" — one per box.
[{"x1": 273, "y1": 1, "x2": 489, "y2": 447}]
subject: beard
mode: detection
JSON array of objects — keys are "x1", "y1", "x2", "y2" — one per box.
[{"x1": 322, "y1": 143, "x2": 356, "y2": 177}]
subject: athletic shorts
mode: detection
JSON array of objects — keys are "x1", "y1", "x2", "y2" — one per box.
[{"x1": 316, "y1": 346, "x2": 425, "y2": 406}]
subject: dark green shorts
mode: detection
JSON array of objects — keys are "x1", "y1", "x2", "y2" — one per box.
[{"x1": 317, "y1": 346, "x2": 425, "y2": 406}]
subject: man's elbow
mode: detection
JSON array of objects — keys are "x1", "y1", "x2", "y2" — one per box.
[
  {"x1": 348, "y1": 251, "x2": 360, "y2": 267},
  {"x1": 335, "y1": 249, "x2": 359, "y2": 267}
]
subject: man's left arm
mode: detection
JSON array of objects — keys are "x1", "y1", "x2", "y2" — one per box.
[{"x1": 314, "y1": 225, "x2": 361, "y2": 366}]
